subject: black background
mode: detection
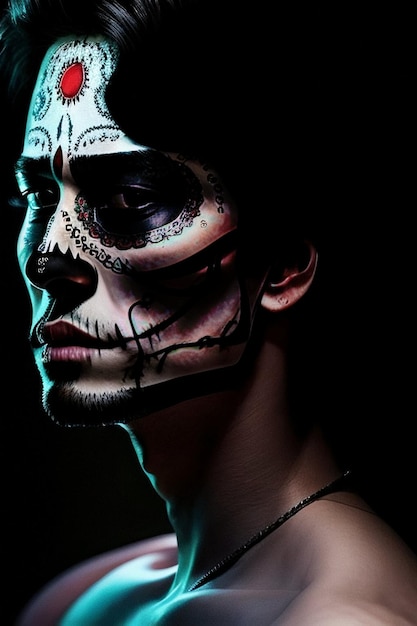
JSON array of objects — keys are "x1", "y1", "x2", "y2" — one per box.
[{"x1": 2, "y1": 5, "x2": 415, "y2": 625}]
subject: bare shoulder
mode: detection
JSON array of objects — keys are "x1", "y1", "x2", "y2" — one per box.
[
  {"x1": 16, "y1": 533, "x2": 177, "y2": 626},
  {"x1": 275, "y1": 596, "x2": 417, "y2": 626},
  {"x1": 275, "y1": 566, "x2": 417, "y2": 626},
  {"x1": 276, "y1": 497, "x2": 417, "y2": 625}
]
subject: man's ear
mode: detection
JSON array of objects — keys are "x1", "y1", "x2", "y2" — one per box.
[{"x1": 261, "y1": 241, "x2": 318, "y2": 312}]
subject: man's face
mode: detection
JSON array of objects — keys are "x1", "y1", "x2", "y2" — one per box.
[{"x1": 15, "y1": 36, "x2": 268, "y2": 426}]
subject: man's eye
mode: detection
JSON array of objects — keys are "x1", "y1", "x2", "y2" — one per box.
[
  {"x1": 106, "y1": 187, "x2": 161, "y2": 210},
  {"x1": 89, "y1": 185, "x2": 186, "y2": 235},
  {"x1": 27, "y1": 186, "x2": 60, "y2": 211}
]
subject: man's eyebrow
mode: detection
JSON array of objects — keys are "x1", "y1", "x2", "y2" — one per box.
[
  {"x1": 70, "y1": 150, "x2": 172, "y2": 186},
  {"x1": 14, "y1": 156, "x2": 51, "y2": 194},
  {"x1": 71, "y1": 150, "x2": 151, "y2": 166}
]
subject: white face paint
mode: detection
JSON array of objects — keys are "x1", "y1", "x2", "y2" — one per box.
[
  {"x1": 23, "y1": 35, "x2": 136, "y2": 158},
  {"x1": 15, "y1": 36, "x2": 267, "y2": 426}
]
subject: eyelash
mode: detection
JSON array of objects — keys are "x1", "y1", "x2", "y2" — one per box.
[
  {"x1": 12, "y1": 186, "x2": 158, "y2": 212},
  {"x1": 92, "y1": 187, "x2": 163, "y2": 210},
  {"x1": 29, "y1": 188, "x2": 60, "y2": 209},
  {"x1": 12, "y1": 179, "x2": 60, "y2": 212}
]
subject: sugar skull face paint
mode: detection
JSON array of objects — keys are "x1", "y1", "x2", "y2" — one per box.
[{"x1": 15, "y1": 36, "x2": 268, "y2": 426}]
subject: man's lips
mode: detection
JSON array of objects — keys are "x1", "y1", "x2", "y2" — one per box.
[
  {"x1": 40, "y1": 320, "x2": 120, "y2": 349},
  {"x1": 38, "y1": 320, "x2": 129, "y2": 364},
  {"x1": 37, "y1": 320, "x2": 128, "y2": 349}
]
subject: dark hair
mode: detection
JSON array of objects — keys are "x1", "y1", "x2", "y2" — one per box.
[
  {"x1": 2, "y1": 3, "x2": 415, "y2": 545},
  {"x1": 1, "y1": 0, "x2": 339, "y2": 255},
  {"x1": 0, "y1": 3, "x2": 349, "y2": 444}
]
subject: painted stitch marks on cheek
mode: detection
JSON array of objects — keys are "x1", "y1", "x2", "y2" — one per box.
[{"x1": 124, "y1": 252, "x2": 244, "y2": 384}]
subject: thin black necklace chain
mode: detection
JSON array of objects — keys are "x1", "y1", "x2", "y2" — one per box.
[{"x1": 188, "y1": 469, "x2": 352, "y2": 592}]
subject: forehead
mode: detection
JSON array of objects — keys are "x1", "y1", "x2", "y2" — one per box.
[{"x1": 23, "y1": 35, "x2": 136, "y2": 158}]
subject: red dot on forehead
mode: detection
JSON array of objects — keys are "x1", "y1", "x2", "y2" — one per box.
[{"x1": 60, "y1": 62, "x2": 84, "y2": 99}]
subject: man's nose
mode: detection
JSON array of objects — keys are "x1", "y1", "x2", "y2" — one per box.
[{"x1": 25, "y1": 245, "x2": 98, "y2": 313}]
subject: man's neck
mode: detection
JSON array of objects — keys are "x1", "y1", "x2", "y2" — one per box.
[{"x1": 122, "y1": 339, "x2": 341, "y2": 590}]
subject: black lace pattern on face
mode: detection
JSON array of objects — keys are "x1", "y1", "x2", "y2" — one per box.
[{"x1": 71, "y1": 151, "x2": 203, "y2": 249}]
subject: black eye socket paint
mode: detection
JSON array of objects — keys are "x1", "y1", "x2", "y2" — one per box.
[
  {"x1": 71, "y1": 151, "x2": 204, "y2": 248},
  {"x1": 70, "y1": 149, "x2": 189, "y2": 189}
]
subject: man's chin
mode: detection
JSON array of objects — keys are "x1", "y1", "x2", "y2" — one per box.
[
  {"x1": 41, "y1": 362, "x2": 251, "y2": 428},
  {"x1": 43, "y1": 382, "x2": 144, "y2": 427}
]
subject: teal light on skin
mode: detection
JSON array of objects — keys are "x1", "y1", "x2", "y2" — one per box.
[{"x1": 59, "y1": 553, "x2": 179, "y2": 625}]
